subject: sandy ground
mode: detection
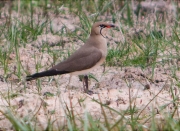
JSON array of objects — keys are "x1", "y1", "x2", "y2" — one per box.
[{"x1": 0, "y1": 62, "x2": 179, "y2": 130}]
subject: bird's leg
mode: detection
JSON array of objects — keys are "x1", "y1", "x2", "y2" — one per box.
[
  {"x1": 82, "y1": 76, "x2": 86, "y2": 91},
  {"x1": 83, "y1": 75, "x2": 93, "y2": 95},
  {"x1": 84, "y1": 75, "x2": 88, "y2": 92}
]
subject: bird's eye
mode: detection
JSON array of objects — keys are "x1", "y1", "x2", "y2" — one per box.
[{"x1": 99, "y1": 24, "x2": 106, "y2": 28}]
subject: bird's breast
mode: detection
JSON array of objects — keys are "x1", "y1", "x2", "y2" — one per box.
[{"x1": 92, "y1": 36, "x2": 107, "y2": 56}]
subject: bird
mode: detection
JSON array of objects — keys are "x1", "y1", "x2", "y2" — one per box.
[{"x1": 26, "y1": 22, "x2": 115, "y2": 94}]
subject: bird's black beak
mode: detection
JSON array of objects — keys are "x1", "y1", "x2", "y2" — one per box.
[
  {"x1": 100, "y1": 24, "x2": 115, "y2": 38},
  {"x1": 106, "y1": 24, "x2": 116, "y2": 28},
  {"x1": 106, "y1": 24, "x2": 115, "y2": 28}
]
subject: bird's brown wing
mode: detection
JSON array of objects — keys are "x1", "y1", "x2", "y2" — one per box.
[
  {"x1": 50, "y1": 46, "x2": 102, "y2": 72},
  {"x1": 26, "y1": 46, "x2": 102, "y2": 81}
]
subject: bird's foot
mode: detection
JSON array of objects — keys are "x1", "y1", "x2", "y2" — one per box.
[{"x1": 84, "y1": 89, "x2": 97, "y2": 95}]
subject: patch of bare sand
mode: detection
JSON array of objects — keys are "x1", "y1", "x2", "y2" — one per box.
[{"x1": 0, "y1": 65, "x2": 178, "y2": 130}]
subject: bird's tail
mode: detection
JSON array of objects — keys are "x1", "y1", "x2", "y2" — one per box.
[{"x1": 26, "y1": 69, "x2": 70, "y2": 81}]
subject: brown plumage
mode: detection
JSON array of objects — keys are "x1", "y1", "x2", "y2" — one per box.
[{"x1": 26, "y1": 22, "x2": 115, "y2": 93}]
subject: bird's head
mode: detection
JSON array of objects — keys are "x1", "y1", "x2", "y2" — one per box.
[{"x1": 91, "y1": 22, "x2": 115, "y2": 38}]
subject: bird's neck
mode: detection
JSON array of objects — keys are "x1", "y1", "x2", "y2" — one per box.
[{"x1": 88, "y1": 35, "x2": 107, "y2": 56}]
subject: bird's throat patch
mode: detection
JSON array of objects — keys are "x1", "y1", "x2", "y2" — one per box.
[{"x1": 100, "y1": 28, "x2": 106, "y2": 38}]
